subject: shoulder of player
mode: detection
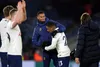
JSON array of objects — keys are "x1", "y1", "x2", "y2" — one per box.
[
  {"x1": 54, "y1": 32, "x2": 63, "y2": 38},
  {"x1": 1, "y1": 18, "x2": 9, "y2": 22},
  {"x1": 6, "y1": 21, "x2": 14, "y2": 29},
  {"x1": 0, "y1": 19, "x2": 5, "y2": 24},
  {"x1": 34, "y1": 25, "x2": 41, "y2": 31},
  {"x1": 0, "y1": 19, "x2": 11, "y2": 25},
  {"x1": 0, "y1": 20, "x2": 5, "y2": 26}
]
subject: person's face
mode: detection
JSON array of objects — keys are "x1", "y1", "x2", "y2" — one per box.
[
  {"x1": 46, "y1": 25, "x2": 56, "y2": 33},
  {"x1": 37, "y1": 13, "x2": 46, "y2": 22}
]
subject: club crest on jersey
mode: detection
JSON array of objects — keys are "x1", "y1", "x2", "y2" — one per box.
[{"x1": 39, "y1": 28, "x2": 42, "y2": 31}]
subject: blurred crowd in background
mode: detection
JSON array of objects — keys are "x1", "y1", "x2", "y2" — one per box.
[{"x1": 0, "y1": 0, "x2": 100, "y2": 61}]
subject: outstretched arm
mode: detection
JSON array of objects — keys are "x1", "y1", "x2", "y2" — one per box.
[
  {"x1": 45, "y1": 33, "x2": 61, "y2": 51},
  {"x1": 75, "y1": 27, "x2": 85, "y2": 64},
  {"x1": 11, "y1": 0, "x2": 27, "y2": 28}
]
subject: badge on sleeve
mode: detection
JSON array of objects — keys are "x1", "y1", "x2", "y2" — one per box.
[{"x1": 39, "y1": 28, "x2": 42, "y2": 32}]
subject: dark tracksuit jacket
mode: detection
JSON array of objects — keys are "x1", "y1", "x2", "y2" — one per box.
[{"x1": 75, "y1": 21, "x2": 100, "y2": 64}]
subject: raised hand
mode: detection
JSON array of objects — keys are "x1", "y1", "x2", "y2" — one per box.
[
  {"x1": 22, "y1": 0, "x2": 26, "y2": 8},
  {"x1": 75, "y1": 58, "x2": 80, "y2": 64},
  {"x1": 13, "y1": 0, "x2": 26, "y2": 24},
  {"x1": 17, "y1": 1, "x2": 23, "y2": 10}
]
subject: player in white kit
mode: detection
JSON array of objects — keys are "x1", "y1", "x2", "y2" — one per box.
[
  {"x1": 0, "y1": 5, "x2": 14, "y2": 67},
  {"x1": 7, "y1": 0, "x2": 26, "y2": 67},
  {"x1": 44, "y1": 21, "x2": 71, "y2": 67}
]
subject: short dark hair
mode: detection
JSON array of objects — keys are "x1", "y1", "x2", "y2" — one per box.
[
  {"x1": 9, "y1": 8, "x2": 17, "y2": 18},
  {"x1": 3, "y1": 5, "x2": 14, "y2": 17},
  {"x1": 46, "y1": 21, "x2": 56, "y2": 27},
  {"x1": 37, "y1": 11, "x2": 45, "y2": 16}
]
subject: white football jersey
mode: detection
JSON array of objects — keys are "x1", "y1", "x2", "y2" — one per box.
[
  {"x1": 45, "y1": 32, "x2": 71, "y2": 58},
  {"x1": 0, "y1": 18, "x2": 9, "y2": 52},
  {"x1": 7, "y1": 21, "x2": 22, "y2": 55}
]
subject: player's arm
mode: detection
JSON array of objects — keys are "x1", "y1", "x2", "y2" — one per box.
[
  {"x1": 16, "y1": 0, "x2": 27, "y2": 23},
  {"x1": 45, "y1": 33, "x2": 61, "y2": 51},
  {"x1": 11, "y1": 0, "x2": 27, "y2": 28},
  {"x1": 75, "y1": 27, "x2": 85, "y2": 58},
  {"x1": 20, "y1": 0, "x2": 27, "y2": 22}
]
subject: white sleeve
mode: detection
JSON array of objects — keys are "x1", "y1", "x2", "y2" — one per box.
[{"x1": 45, "y1": 33, "x2": 61, "y2": 51}]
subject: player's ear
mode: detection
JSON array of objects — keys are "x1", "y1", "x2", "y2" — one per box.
[{"x1": 37, "y1": 15, "x2": 39, "y2": 19}]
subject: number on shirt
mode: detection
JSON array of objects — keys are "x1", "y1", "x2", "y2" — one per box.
[
  {"x1": 58, "y1": 61, "x2": 63, "y2": 67},
  {"x1": 63, "y1": 36, "x2": 67, "y2": 46}
]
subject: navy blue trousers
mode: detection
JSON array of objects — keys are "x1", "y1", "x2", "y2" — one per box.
[
  {"x1": 58, "y1": 57, "x2": 70, "y2": 67},
  {"x1": 0, "y1": 52, "x2": 7, "y2": 67},
  {"x1": 43, "y1": 50, "x2": 58, "y2": 67},
  {"x1": 8, "y1": 55, "x2": 22, "y2": 67}
]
